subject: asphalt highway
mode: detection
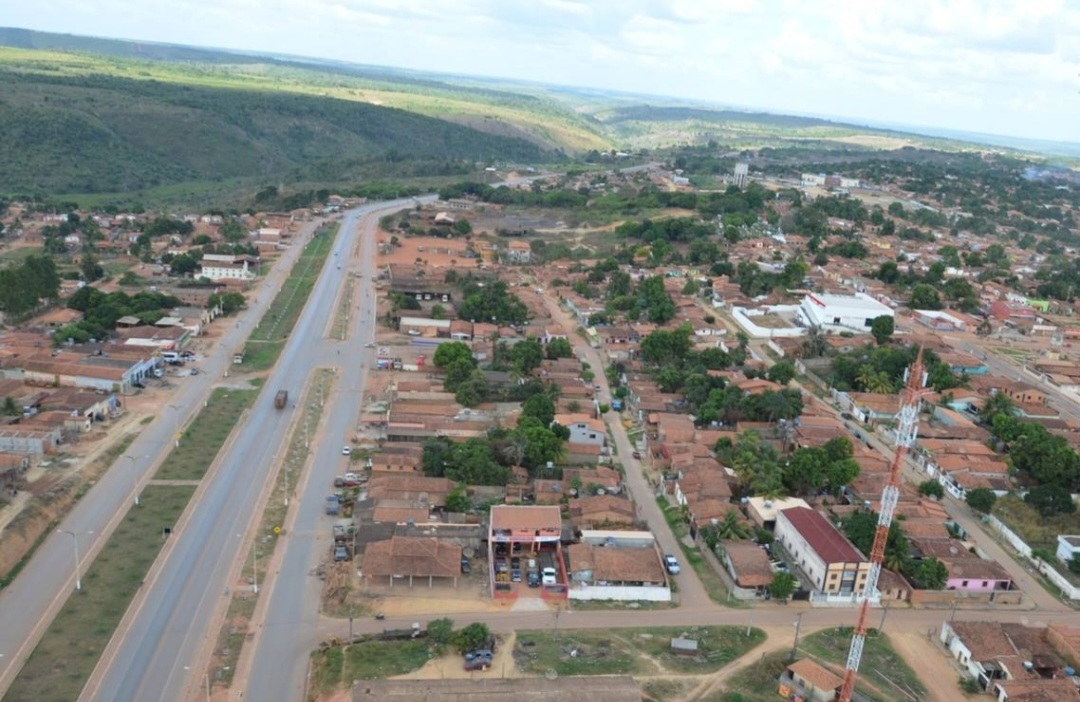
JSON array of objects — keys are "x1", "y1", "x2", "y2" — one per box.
[
  {"x1": 74, "y1": 200, "x2": 417, "y2": 702},
  {"x1": 0, "y1": 214, "x2": 327, "y2": 698}
]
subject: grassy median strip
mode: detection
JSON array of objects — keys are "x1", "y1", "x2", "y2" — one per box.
[
  {"x1": 155, "y1": 389, "x2": 259, "y2": 481},
  {"x1": 208, "y1": 368, "x2": 336, "y2": 695},
  {"x1": 5, "y1": 484, "x2": 196, "y2": 702},
  {"x1": 7, "y1": 390, "x2": 258, "y2": 700},
  {"x1": 241, "y1": 222, "x2": 338, "y2": 372}
]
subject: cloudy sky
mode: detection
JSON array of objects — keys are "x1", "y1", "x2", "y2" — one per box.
[{"x1": 6, "y1": 0, "x2": 1079, "y2": 143}]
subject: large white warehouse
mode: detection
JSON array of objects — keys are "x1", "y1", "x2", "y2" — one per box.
[{"x1": 798, "y1": 292, "x2": 893, "y2": 333}]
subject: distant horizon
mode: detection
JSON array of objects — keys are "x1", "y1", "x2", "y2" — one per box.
[
  {"x1": 7, "y1": 23, "x2": 1080, "y2": 161},
  {"x1": 3, "y1": 1, "x2": 1076, "y2": 146}
]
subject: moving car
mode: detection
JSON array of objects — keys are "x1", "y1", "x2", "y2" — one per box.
[
  {"x1": 365, "y1": 342, "x2": 375, "y2": 348},
  {"x1": 632, "y1": 451, "x2": 641, "y2": 459},
  {"x1": 663, "y1": 554, "x2": 681, "y2": 575}
]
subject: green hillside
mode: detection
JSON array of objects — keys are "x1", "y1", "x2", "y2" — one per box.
[{"x1": 0, "y1": 51, "x2": 553, "y2": 195}]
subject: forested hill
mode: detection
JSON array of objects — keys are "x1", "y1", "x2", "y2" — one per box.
[{"x1": 0, "y1": 62, "x2": 546, "y2": 195}]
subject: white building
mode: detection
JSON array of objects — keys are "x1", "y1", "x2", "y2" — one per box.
[
  {"x1": 198, "y1": 259, "x2": 255, "y2": 281},
  {"x1": 801, "y1": 173, "x2": 826, "y2": 187},
  {"x1": 797, "y1": 292, "x2": 893, "y2": 333},
  {"x1": 774, "y1": 507, "x2": 869, "y2": 595},
  {"x1": 554, "y1": 414, "x2": 607, "y2": 447},
  {"x1": 733, "y1": 163, "x2": 749, "y2": 188}
]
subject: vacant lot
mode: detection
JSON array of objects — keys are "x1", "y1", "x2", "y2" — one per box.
[
  {"x1": 154, "y1": 388, "x2": 258, "y2": 481},
  {"x1": 704, "y1": 650, "x2": 793, "y2": 702},
  {"x1": 5, "y1": 484, "x2": 195, "y2": 702},
  {"x1": 799, "y1": 627, "x2": 926, "y2": 702},
  {"x1": 514, "y1": 626, "x2": 766, "y2": 677},
  {"x1": 308, "y1": 639, "x2": 433, "y2": 700}
]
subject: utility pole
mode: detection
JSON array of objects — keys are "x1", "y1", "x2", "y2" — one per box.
[{"x1": 790, "y1": 612, "x2": 803, "y2": 661}]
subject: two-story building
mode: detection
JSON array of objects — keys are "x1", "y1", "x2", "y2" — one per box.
[
  {"x1": 775, "y1": 507, "x2": 869, "y2": 596},
  {"x1": 488, "y1": 505, "x2": 564, "y2": 599}
]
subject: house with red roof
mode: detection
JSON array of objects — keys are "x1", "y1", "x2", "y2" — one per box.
[{"x1": 775, "y1": 506, "x2": 870, "y2": 595}]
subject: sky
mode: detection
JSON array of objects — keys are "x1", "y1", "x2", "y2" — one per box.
[{"x1": 5, "y1": 0, "x2": 1080, "y2": 143}]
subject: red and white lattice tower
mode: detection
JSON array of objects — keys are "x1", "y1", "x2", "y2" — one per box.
[{"x1": 837, "y1": 347, "x2": 927, "y2": 702}]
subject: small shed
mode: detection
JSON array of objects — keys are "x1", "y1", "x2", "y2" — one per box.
[{"x1": 670, "y1": 637, "x2": 698, "y2": 655}]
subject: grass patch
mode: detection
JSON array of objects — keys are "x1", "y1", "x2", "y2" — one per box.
[
  {"x1": 308, "y1": 639, "x2": 432, "y2": 699},
  {"x1": 514, "y1": 626, "x2": 765, "y2": 677},
  {"x1": 705, "y1": 650, "x2": 790, "y2": 702},
  {"x1": 799, "y1": 628, "x2": 926, "y2": 702},
  {"x1": 239, "y1": 225, "x2": 337, "y2": 372},
  {"x1": 209, "y1": 592, "x2": 256, "y2": 692},
  {"x1": 5, "y1": 484, "x2": 195, "y2": 702},
  {"x1": 154, "y1": 388, "x2": 258, "y2": 481}
]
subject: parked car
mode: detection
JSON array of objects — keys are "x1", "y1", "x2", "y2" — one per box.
[
  {"x1": 460, "y1": 557, "x2": 471, "y2": 574},
  {"x1": 663, "y1": 554, "x2": 681, "y2": 575},
  {"x1": 840, "y1": 412, "x2": 854, "y2": 420},
  {"x1": 510, "y1": 568, "x2": 522, "y2": 583},
  {"x1": 541, "y1": 567, "x2": 557, "y2": 585},
  {"x1": 333, "y1": 476, "x2": 345, "y2": 488},
  {"x1": 325, "y1": 495, "x2": 340, "y2": 516},
  {"x1": 189, "y1": 368, "x2": 199, "y2": 375},
  {"x1": 527, "y1": 571, "x2": 541, "y2": 588},
  {"x1": 632, "y1": 451, "x2": 641, "y2": 459},
  {"x1": 407, "y1": 330, "x2": 421, "y2": 336},
  {"x1": 510, "y1": 556, "x2": 521, "y2": 569},
  {"x1": 365, "y1": 342, "x2": 375, "y2": 348},
  {"x1": 464, "y1": 654, "x2": 492, "y2": 671},
  {"x1": 342, "y1": 446, "x2": 351, "y2": 456},
  {"x1": 333, "y1": 545, "x2": 348, "y2": 561}
]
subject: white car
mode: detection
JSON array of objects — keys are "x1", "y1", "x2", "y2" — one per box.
[
  {"x1": 663, "y1": 555, "x2": 681, "y2": 575},
  {"x1": 342, "y1": 446, "x2": 351, "y2": 456},
  {"x1": 407, "y1": 330, "x2": 421, "y2": 336},
  {"x1": 541, "y1": 567, "x2": 558, "y2": 585},
  {"x1": 365, "y1": 342, "x2": 375, "y2": 348}
]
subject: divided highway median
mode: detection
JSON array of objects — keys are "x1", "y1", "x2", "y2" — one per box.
[
  {"x1": 5, "y1": 225, "x2": 340, "y2": 702},
  {"x1": 239, "y1": 222, "x2": 339, "y2": 371}
]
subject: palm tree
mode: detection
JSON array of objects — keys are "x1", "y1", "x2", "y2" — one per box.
[
  {"x1": 712, "y1": 510, "x2": 751, "y2": 540},
  {"x1": 979, "y1": 391, "x2": 1015, "y2": 424}
]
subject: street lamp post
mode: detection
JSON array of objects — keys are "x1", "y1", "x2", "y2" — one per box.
[
  {"x1": 57, "y1": 529, "x2": 89, "y2": 591},
  {"x1": 167, "y1": 404, "x2": 183, "y2": 447},
  {"x1": 122, "y1": 454, "x2": 140, "y2": 506}
]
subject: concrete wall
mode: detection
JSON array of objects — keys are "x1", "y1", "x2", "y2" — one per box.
[
  {"x1": 730, "y1": 306, "x2": 806, "y2": 339},
  {"x1": 987, "y1": 515, "x2": 1080, "y2": 600},
  {"x1": 568, "y1": 583, "x2": 671, "y2": 602}
]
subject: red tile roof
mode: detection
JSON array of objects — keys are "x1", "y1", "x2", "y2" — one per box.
[{"x1": 780, "y1": 507, "x2": 864, "y2": 564}]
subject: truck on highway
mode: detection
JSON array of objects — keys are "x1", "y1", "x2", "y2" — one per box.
[{"x1": 274, "y1": 390, "x2": 289, "y2": 410}]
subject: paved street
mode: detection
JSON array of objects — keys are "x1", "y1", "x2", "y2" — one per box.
[
  {"x1": 236, "y1": 206, "x2": 388, "y2": 702},
  {"x1": 0, "y1": 215, "x2": 331, "y2": 698},
  {"x1": 542, "y1": 298, "x2": 711, "y2": 608}
]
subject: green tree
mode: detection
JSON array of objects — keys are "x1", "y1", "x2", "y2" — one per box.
[
  {"x1": 870, "y1": 315, "x2": 895, "y2": 346},
  {"x1": 427, "y1": 617, "x2": 455, "y2": 646},
  {"x1": 909, "y1": 557, "x2": 948, "y2": 590},
  {"x1": 509, "y1": 339, "x2": 544, "y2": 375},
  {"x1": 545, "y1": 338, "x2": 573, "y2": 359},
  {"x1": 918, "y1": 480, "x2": 945, "y2": 499},
  {"x1": 1025, "y1": 485, "x2": 1076, "y2": 517},
  {"x1": 453, "y1": 622, "x2": 491, "y2": 654},
  {"x1": 445, "y1": 484, "x2": 470, "y2": 513},
  {"x1": 1, "y1": 396, "x2": 19, "y2": 416},
  {"x1": 453, "y1": 219, "x2": 472, "y2": 235},
  {"x1": 640, "y1": 325, "x2": 694, "y2": 367},
  {"x1": 766, "y1": 361, "x2": 796, "y2": 385},
  {"x1": 454, "y1": 372, "x2": 489, "y2": 407},
  {"x1": 443, "y1": 358, "x2": 476, "y2": 391},
  {"x1": 520, "y1": 393, "x2": 556, "y2": 427},
  {"x1": 80, "y1": 253, "x2": 104, "y2": 282},
  {"x1": 910, "y1": 283, "x2": 942, "y2": 310},
  {"x1": 979, "y1": 392, "x2": 1015, "y2": 424},
  {"x1": 433, "y1": 341, "x2": 474, "y2": 369},
  {"x1": 431, "y1": 304, "x2": 446, "y2": 320},
  {"x1": 965, "y1": 487, "x2": 997, "y2": 513},
  {"x1": 769, "y1": 571, "x2": 798, "y2": 601}
]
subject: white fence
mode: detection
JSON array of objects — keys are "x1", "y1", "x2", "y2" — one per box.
[
  {"x1": 730, "y1": 307, "x2": 806, "y2": 339},
  {"x1": 986, "y1": 514, "x2": 1080, "y2": 600},
  {"x1": 568, "y1": 584, "x2": 672, "y2": 602}
]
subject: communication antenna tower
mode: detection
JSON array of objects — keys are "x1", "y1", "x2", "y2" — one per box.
[{"x1": 837, "y1": 347, "x2": 928, "y2": 702}]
